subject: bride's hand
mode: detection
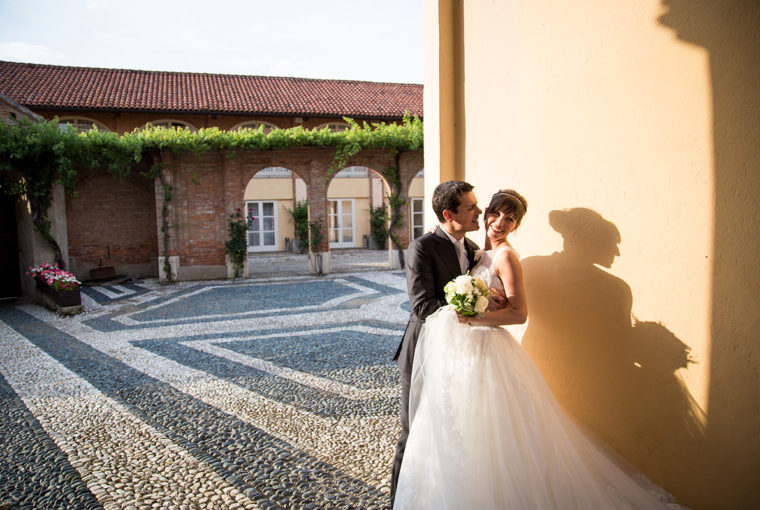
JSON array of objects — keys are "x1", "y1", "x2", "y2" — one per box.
[
  {"x1": 456, "y1": 312, "x2": 474, "y2": 324},
  {"x1": 487, "y1": 288, "x2": 507, "y2": 311}
]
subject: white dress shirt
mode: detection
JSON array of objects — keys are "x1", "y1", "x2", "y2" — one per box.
[{"x1": 440, "y1": 226, "x2": 469, "y2": 274}]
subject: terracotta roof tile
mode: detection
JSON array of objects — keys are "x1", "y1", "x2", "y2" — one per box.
[{"x1": 0, "y1": 61, "x2": 423, "y2": 119}]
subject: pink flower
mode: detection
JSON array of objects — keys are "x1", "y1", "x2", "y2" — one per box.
[{"x1": 27, "y1": 263, "x2": 80, "y2": 290}]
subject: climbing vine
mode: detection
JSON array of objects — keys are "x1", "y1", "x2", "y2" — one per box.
[
  {"x1": 327, "y1": 114, "x2": 423, "y2": 267},
  {"x1": 224, "y1": 208, "x2": 250, "y2": 278},
  {"x1": 154, "y1": 161, "x2": 174, "y2": 280},
  {"x1": 284, "y1": 200, "x2": 309, "y2": 253},
  {"x1": 0, "y1": 117, "x2": 142, "y2": 268},
  {"x1": 0, "y1": 114, "x2": 423, "y2": 275},
  {"x1": 369, "y1": 204, "x2": 390, "y2": 250}
]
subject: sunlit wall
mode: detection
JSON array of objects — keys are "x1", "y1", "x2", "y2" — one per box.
[{"x1": 424, "y1": 1, "x2": 760, "y2": 508}]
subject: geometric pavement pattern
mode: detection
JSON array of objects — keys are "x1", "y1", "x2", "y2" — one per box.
[{"x1": 0, "y1": 271, "x2": 411, "y2": 509}]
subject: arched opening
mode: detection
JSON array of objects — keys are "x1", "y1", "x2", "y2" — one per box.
[
  {"x1": 143, "y1": 119, "x2": 198, "y2": 131},
  {"x1": 230, "y1": 120, "x2": 280, "y2": 133},
  {"x1": 57, "y1": 116, "x2": 110, "y2": 132},
  {"x1": 314, "y1": 121, "x2": 350, "y2": 132},
  {"x1": 243, "y1": 166, "x2": 305, "y2": 253},
  {"x1": 326, "y1": 165, "x2": 392, "y2": 250}
]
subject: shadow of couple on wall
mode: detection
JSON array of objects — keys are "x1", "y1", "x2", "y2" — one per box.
[{"x1": 521, "y1": 207, "x2": 705, "y2": 497}]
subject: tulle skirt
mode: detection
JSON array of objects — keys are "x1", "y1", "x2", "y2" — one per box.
[{"x1": 394, "y1": 306, "x2": 686, "y2": 510}]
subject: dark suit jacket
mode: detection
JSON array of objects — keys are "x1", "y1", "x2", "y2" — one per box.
[{"x1": 393, "y1": 227, "x2": 479, "y2": 371}]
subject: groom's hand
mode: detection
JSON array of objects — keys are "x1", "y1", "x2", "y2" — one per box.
[{"x1": 487, "y1": 288, "x2": 507, "y2": 311}]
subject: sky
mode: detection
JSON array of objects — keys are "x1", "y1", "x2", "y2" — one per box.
[{"x1": 0, "y1": 0, "x2": 424, "y2": 84}]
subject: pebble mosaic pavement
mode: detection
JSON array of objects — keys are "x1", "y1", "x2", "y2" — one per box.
[{"x1": 0, "y1": 269, "x2": 411, "y2": 509}]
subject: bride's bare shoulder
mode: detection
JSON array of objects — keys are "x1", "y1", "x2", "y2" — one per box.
[
  {"x1": 493, "y1": 245, "x2": 520, "y2": 263},
  {"x1": 491, "y1": 246, "x2": 522, "y2": 277}
]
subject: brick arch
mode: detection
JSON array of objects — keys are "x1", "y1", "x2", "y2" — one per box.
[
  {"x1": 220, "y1": 148, "x2": 333, "y2": 256},
  {"x1": 241, "y1": 165, "x2": 308, "y2": 254},
  {"x1": 240, "y1": 164, "x2": 306, "y2": 184},
  {"x1": 153, "y1": 147, "x2": 422, "y2": 279},
  {"x1": 324, "y1": 164, "x2": 390, "y2": 250},
  {"x1": 339, "y1": 148, "x2": 425, "y2": 251}
]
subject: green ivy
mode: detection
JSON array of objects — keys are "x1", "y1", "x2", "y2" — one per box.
[
  {"x1": 284, "y1": 200, "x2": 309, "y2": 253},
  {"x1": 308, "y1": 219, "x2": 325, "y2": 251},
  {"x1": 224, "y1": 209, "x2": 249, "y2": 278},
  {"x1": 308, "y1": 219, "x2": 326, "y2": 276},
  {"x1": 369, "y1": 205, "x2": 390, "y2": 250},
  {"x1": 0, "y1": 114, "x2": 423, "y2": 273}
]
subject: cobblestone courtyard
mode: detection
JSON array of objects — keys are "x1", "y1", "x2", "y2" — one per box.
[{"x1": 0, "y1": 261, "x2": 408, "y2": 509}]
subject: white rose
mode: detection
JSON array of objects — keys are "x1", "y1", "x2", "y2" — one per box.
[
  {"x1": 475, "y1": 295, "x2": 489, "y2": 314},
  {"x1": 454, "y1": 275, "x2": 474, "y2": 295}
]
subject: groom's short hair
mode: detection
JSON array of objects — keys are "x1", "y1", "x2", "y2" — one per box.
[{"x1": 432, "y1": 180, "x2": 474, "y2": 222}]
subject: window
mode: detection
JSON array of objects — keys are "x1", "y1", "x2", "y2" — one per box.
[
  {"x1": 411, "y1": 198, "x2": 424, "y2": 240},
  {"x1": 253, "y1": 167, "x2": 293, "y2": 178},
  {"x1": 333, "y1": 166, "x2": 369, "y2": 178},
  {"x1": 231, "y1": 120, "x2": 279, "y2": 133},
  {"x1": 246, "y1": 201, "x2": 278, "y2": 251},
  {"x1": 58, "y1": 117, "x2": 109, "y2": 132},
  {"x1": 328, "y1": 199, "x2": 355, "y2": 248},
  {"x1": 147, "y1": 119, "x2": 197, "y2": 131},
  {"x1": 315, "y1": 122, "x2": 350, "y2": 132}
]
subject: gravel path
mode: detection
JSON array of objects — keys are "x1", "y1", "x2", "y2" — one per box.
[{"x1": 0, "y1": 265, "x2": 409, "y2": 510}]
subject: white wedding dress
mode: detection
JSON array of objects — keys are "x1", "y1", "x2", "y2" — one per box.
[{"x1": 394, "y1": 249, "x2": 688, "y2": 510}]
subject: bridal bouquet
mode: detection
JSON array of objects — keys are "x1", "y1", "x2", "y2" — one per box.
[{"x1": 444, "y1": 273, "x2": 491, "y2": 317}]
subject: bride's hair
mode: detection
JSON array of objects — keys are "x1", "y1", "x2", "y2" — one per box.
[{"x1": 483, "y1": 189, "x2": 528, "y2": 249}]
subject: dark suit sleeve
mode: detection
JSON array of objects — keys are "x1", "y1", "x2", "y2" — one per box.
[{"x1": 406, "y1": 238, "x2": 447, "y2": 320}]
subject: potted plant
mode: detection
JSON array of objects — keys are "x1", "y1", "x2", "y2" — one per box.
[{"x1": 27, "y1": 262, "x2": 82, "y2": 307}]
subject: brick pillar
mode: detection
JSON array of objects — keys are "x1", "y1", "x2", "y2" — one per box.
[
  {"x1": 306, "y1": 157, "x2": 331, "y2": 275},
  {"x1": 397, "y1": 149, "x2": 424, "y2": 252},
  {"x1": 388, "y1": 149, "x2": 424, "y2": 269},
  {"x1": 223, "y1": 156, "x2": 248, "y2": 278},
  {"x1": 387, "y1": 180, "x2": 410, "y2": 270}
]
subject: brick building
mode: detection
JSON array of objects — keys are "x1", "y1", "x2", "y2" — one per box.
[{"x1": 0, "y1": 61, "x2": 424, "y2": 294}]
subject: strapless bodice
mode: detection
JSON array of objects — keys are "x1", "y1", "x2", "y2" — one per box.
[{"x1": 471, "y1": 249, "x2": 504, "y2": 292}]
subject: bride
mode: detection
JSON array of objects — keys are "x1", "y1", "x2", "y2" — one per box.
[{"x1": 393, "y1": 189, "x2": 688, "y2": 510}]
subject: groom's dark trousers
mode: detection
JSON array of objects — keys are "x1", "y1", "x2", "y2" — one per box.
[{"x1": 391, "y1": 227, "x2": 478, "y2": 503}]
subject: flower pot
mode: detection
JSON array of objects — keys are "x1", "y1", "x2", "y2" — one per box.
[{"x1": 36, "y1": 280, "x2": 82, "y2": 307}]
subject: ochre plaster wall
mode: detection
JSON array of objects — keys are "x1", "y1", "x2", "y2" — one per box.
[
  {"x1": 427, "y1": 1, "x2": 760, "y2": 508},
  {"x1": 244, "y1": 177, "x2": 295, "y2": 252},
  {"x1": 327, "y1": 178, "x2": 370, "y2": 199}
]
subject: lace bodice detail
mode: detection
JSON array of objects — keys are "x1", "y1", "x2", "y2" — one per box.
[{"x1": 471, "y1": 249, "x2": 505, "y2": 292}]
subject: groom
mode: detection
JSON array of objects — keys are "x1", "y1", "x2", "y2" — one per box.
[{"x1": 391, "y1": 180, "x2": 493, "y2": 502}]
